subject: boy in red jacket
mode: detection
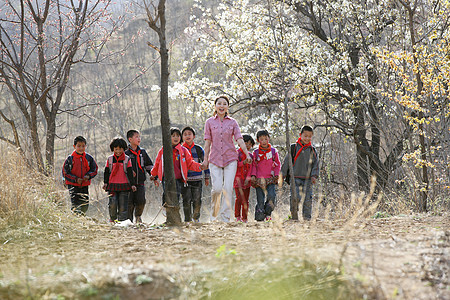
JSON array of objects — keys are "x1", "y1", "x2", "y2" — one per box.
[
  {"x1": 151, "y1": 127, "x2": 205, "y2": 218},
  {"x1": 62, "y1": 136, "x2": 98, "y2": 215},
  {"x1": 234, "y1": 134, "x2": 255, "y2": 223}
]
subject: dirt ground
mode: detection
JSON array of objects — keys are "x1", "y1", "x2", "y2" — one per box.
[{"x1": 0, "y1": 212, "x2": 448, "y2": 299}]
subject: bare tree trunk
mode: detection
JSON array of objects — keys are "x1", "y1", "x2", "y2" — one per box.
[{"x1": 145, "y1": 0, "x2": 182, "y2": 225}]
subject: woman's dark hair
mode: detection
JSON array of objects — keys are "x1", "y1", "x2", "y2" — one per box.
[
  {"x1": 242, "y1": 134, "x2": 255, "y2": 146},
  {"x1": 213, "y1": 95, "x2": 230, "y2": 116},
  {"x1": 181, "y1": 126, "x2": 196, "y2": 136},
  {"x1": 109, "y1": 137, "x2": 128, "y2": 151},
  {"x1": 256, "y1": 129, "x2": 270, "y2": 140},
  {"x1": 74, "y1": 136, "x2": 87, "y2": 145}
]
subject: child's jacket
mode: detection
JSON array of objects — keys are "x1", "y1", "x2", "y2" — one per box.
[
  {"x1": 280, "y1": 141, "x2": 319, "y2": 179},
  {"x1": 151, "y1": 144, "x2": 202, "y2": 184},
  {"x1": 104, "y1": 153, "x2": 135, "y2": 191},
  {"x1": 250, "y1": 145, "x2": 281, "y2": 179},
  {"x1": 62, "y1": 151, "x2": 98, "y2": 187},
  {"x1": 125, "y1": 145, "x2": 153, "y2": 186},
  {"x1": 182, "y1": 142, "x2": 210, "y2": 181},
  {"x1": 234, "y1": 148, "x2": 252, "y2": 189}
]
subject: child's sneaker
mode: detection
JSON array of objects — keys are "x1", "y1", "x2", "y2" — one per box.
[
  {"x1": 236, "y1": 216, "x2": 242, "y2": 223},
  {"x1": 265, "y1": 216, "x2": 272, "y2": 222}
]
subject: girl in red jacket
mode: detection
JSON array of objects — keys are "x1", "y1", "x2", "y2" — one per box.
[
  {"x1": 103, "y1": 137, "x2": 136, "y2": 222},
  {"x1": 234, "y1": 134, "x2": 255, "y2": 223},
  {"x1": 150, "y1": 127, "x2": 204, "y2": 217}
]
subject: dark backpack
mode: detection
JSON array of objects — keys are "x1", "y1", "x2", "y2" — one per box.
[{"x1": 284, "y1": 144, "x2": 297, "y2": 185}]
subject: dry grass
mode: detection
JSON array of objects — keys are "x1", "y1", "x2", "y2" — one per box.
[
  {"x1": 0, "y1": 146, "x2": 447, "y2": 299},
  {"x1": 0, "y1": 147, "x2": 76, "y2": 233}
]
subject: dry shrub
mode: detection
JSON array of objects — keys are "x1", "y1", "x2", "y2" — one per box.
[{"x1": 0, "y1": 147, "x2": 66, "y2": 230}]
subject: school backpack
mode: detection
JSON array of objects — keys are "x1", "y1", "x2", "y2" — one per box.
[
  {"x1": 107, "y1": 155, "x2": 130, "y2": 175},
  {"x1": 284, "y1": 144, "x2": 297, "y2": 185}
]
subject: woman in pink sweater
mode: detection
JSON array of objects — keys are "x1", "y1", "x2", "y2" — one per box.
[{"x1": 202, "y1": 95, "x2": 251, "y2": 222}]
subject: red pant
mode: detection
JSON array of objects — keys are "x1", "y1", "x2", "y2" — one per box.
[{"x1": 234, "y1": 187, "x2": 250, "y2": 220}]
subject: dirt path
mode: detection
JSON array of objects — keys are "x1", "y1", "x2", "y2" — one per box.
[{"x1": 0, "y1": 214, "x2": 448, "y2": 299}]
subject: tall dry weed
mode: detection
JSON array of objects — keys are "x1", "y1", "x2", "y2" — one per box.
[{"x1": 0, "y1": 147, "x2": 65, "y2": 230}]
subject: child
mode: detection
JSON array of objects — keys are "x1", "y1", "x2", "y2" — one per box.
[
  {"x1": 234, "y1": 134, "x2": 255, "y2": 223},
  {"x1": 62, "y1": 136, "x2": 98, "y2": 215},
  {"x1": 103, "y1": 137, "x2": 137, "y2": 222},
  {"x1": 250, "y1": 129, "x2": 281, "y2": 221},
  {"x1": 150, "y1": 127, "x2": 204, "y2": 217},
  {"x1": 280, "y1": 125, "x2": 319, "y2": 221},
  {"x1": 181, "y1": 126, "x2": 210, "y2": 222},
  {"x1": 125, "y1": 130, "x2": 154, "y2": 223}
]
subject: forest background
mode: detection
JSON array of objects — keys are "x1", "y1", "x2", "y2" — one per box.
[{"x1": 1, "y1": 0, "x2": 449, "y2": 214}]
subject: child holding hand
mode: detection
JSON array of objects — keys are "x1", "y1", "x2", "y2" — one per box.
[
  {"x1": 234, "y1": 134, "x2": 255, "y2": 223},
  {"x1": 150, "y1": 127, "x2": 205, "y2": 219}
]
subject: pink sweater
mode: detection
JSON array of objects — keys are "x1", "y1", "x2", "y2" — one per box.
[{"x1": 250, "y1": 147, "x2": 281, "y2": 179}]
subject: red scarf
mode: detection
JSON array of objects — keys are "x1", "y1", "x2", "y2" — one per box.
[
  {"x1": 72, "y1": 151, "x2": 90, "y2": 175},
  {"x1": 128, "y1": 147, "x2": 144, "y2": 173},
  {"x1": 182, "y1": 142, "x2": 195, "y2": 152},
  {"x1": 258, "y1": 144, "x2": 272, "y2": 161},
  {"x1": 111, "y1": 152, "x2": 126, "y2": 177},
  {"x1": 293, "y1": 138, "x2": 311, "y2": 163}
]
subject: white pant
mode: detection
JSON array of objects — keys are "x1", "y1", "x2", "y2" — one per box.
[{"x1": 209, "y1": 161, "x2": 237, "y2": 222}]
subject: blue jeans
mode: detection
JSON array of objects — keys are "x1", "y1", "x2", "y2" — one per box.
[
  {"x1": 293, "y1": 178, "x2": 313, "y2": 220},
  {"x1": 255, "y1": 183, "x2": 276, "y2": 221},
  {"x1": 109, "y1": 191, "x2": 129, "y2": 221}
]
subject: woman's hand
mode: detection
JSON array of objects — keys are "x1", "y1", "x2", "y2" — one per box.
[{"x1": 201, "y1": 159, "x2": 209, "y2": 169}]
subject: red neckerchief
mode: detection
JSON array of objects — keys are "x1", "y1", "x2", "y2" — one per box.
[
  {"x1": 182, "y1": 142, "x2": 195, "y2": 152},
  {"x1": 111, "y1": 152, "x2": 126, "y2": 177},
  {"x1": 258, "y1": 144, "x2": 272, "y2": 161},
  {"x1": 72, "y1": 151, "x2": 89, "y2": 175},
  {"x1": 128, "y1": 146, "x2": 144, "y2": 173},
  {"x1": 293, "y1": 138, "x2": 311, "y2": 163}
]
